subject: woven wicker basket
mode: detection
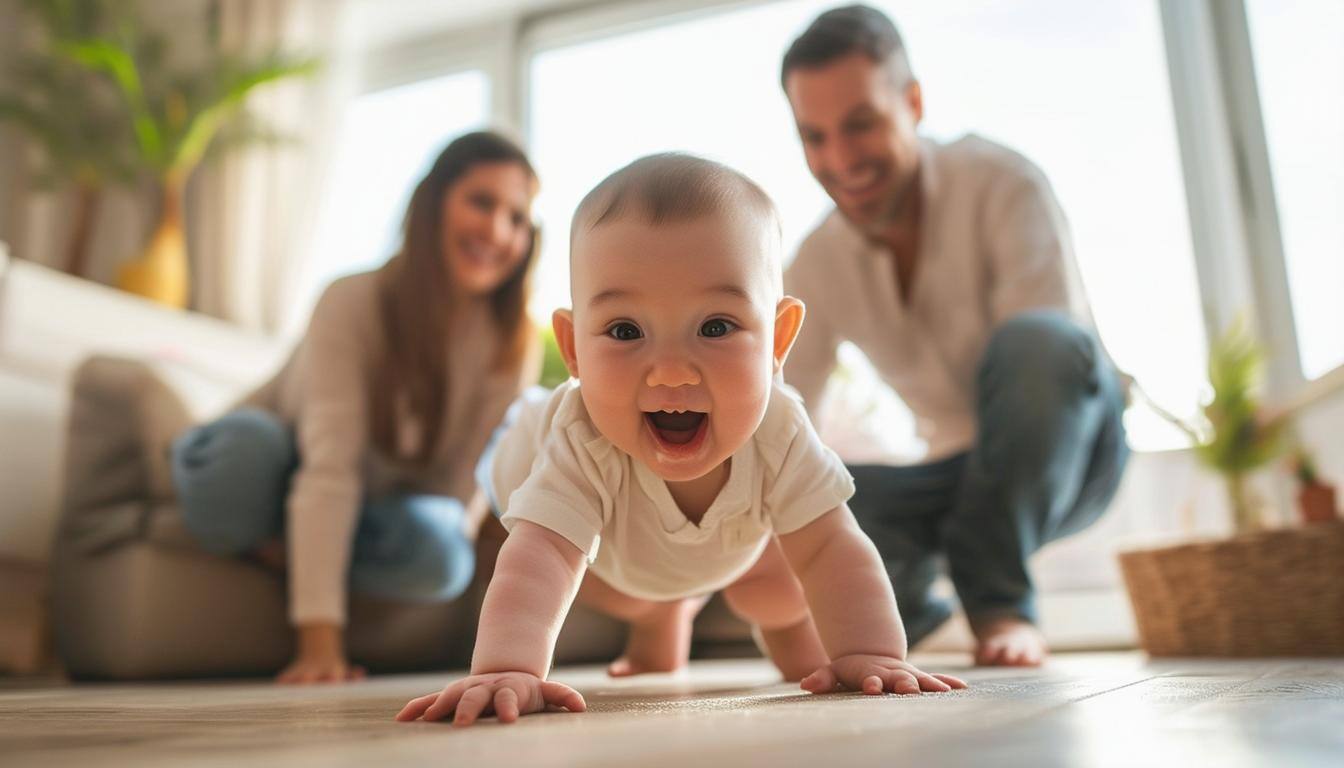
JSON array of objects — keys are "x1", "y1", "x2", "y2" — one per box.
[{"x1": 1118, "y1": 521, "x2": 1344, "y2": 656}]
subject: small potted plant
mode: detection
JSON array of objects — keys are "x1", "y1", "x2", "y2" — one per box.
[
  {"x1": 1291, "y1": 447, "x2": 1340, "y2": 525},
  {"x1": 12, "y1": 0, "x2": 319, "y2": 308},
  {"x1": 1118, "y1": 322, "x2": 1344, "y2": 657},
  {"x1": 65, "y1": 30, "x2": 317, "y2": 308}
]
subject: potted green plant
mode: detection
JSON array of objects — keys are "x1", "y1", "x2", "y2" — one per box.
[
  {"x1": 1118, "y1": 321, "x2": 1344, "y2": 657},
  {"x1": 51, "y1": 3, "x2": 318, "y2": 307}
]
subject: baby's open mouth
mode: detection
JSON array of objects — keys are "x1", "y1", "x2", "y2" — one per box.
[{"x1": 645, "y1": 410, "x2": 707, "y2": 446}]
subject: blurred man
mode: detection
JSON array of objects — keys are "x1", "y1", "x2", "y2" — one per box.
[{"x1": 781, "y1": 4, "x2": 1129, "y2": 666}]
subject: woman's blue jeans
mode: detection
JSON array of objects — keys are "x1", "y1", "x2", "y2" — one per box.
[
  {"x1": 849, "y1": 310, "x2": 1130, "y2": 643},
  {"x1": 170, "y1": 409, "x2": 474, "y2": 603}
]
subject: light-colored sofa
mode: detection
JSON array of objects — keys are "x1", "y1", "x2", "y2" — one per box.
[{"x1": 53, "y1": 354, "x2": 487, "y2": 677}]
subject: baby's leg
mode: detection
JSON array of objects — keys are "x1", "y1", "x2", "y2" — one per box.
[
  {"x1": 575, "y1": 572, "x2": 708, "y2": 677},
  {"x1": 722, "y1": 537, "x2": 829, "y2": 681}
]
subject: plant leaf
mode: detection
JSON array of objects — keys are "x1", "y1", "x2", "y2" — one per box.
[
  {"x1": 55, "y1": 38, "x2": 164, "y2": 166},
  {"x1": 170, "y1": 54, "x2": 319, "y2": 175}
]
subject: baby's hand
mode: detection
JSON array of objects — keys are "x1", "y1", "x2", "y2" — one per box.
[
  {"x1": 395, "y1": 671, "x2": 586, "y2": 726},
  {"x1": 800, "y1": 654, "x2": 967, "y2": 696}
]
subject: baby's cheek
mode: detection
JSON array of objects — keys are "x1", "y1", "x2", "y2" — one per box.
[
  {"x1": 709, "y1": 340, "x2": 772, "y2": 388},
  {"x1": 707, "y1": 352, "x2": 772, "y2": 439}
]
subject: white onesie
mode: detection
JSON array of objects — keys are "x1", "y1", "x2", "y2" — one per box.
[{"x1": 484, "y1": 379, "x2": 855, "y2": 601}]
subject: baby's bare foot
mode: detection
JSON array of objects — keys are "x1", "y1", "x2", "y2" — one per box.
[
  {"x1": 607, "y1": 599, "x2": 700, "y2": 677},
  {"x1": 971, "y1": 615, "x2": 1048, "y2": 667}
]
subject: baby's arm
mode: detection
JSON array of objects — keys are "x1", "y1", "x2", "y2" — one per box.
[
  {"x1": 396, "y1": 520, "x2": 588, "y2": 725},
  {"x1": 778, "y1": 506, "x2": 967, "y2": 695}
]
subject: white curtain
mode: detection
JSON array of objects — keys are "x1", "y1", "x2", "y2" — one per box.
[{"x1": 191, "y1": 0, "x2": 353, "y2": 333}]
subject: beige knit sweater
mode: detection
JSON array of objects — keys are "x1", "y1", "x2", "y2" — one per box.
[{"x1": 243, "y1": 270, "x2": 532, "y2": 625}]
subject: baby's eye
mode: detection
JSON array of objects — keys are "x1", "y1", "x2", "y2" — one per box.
[
  {"x1": 699, "y1": 318, "x2": 736, "y2": 338},
  {"x1": 607, "y1": 322, "x2": 643, "y2": 341}
]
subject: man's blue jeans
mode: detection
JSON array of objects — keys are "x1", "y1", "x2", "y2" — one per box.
[
  {"x1": 169, "y1": 408, "x2": 475, "y2": 603},
  {"x1": 848, "y1": 310, "x2": 1129, "y2": 643}
]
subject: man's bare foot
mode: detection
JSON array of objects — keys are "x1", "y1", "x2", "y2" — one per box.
[
  {"x1": 607, "y1": 598, "x2": 703, "y2": 677},
  {"x1": 970, "y1": 614, "x2": 1048, "y2": 667}
]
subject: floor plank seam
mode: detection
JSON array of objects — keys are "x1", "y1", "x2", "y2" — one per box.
[{"x1": 1059, "y1": 673, "x2": 1167, "y2": 707}]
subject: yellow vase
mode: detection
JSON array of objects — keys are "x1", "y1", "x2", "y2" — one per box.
[{"x1": 118, "y1": 180, "x2": 189, "y2": 309}]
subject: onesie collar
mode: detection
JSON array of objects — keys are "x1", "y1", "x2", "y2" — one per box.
[{"x1": 632, "y1": 444, "x2": 755, "y2": 543}]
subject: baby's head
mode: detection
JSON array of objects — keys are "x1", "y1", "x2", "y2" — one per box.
[{"x1": 553, "y1": 154, "x2": 805, "y2": 484}]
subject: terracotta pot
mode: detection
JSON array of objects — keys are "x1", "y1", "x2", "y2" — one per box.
[{"x1": 1299, "y1": 482, "x2": 1340, "y2": 525}]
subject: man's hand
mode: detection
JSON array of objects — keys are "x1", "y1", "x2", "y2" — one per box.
[
  {"x1": 800, "y1": 654, "x2": 966, "y2": 695},
  {"x1": 395, "y1": 671, "x2": 586, "y2": 726}
]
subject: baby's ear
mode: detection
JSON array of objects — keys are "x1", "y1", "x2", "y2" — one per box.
[
  {"x1": 552, "y1": 309, "x2": 580, "y2": 378},
  {"x1": 772, "y1": 296, "x2": 805, "y2": 374}
]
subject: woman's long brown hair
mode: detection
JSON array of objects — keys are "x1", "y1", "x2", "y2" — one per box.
[{"x1": 370, "y1": 131, "x2": 538, "y2": 464}]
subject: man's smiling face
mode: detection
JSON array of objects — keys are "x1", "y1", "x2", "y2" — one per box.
[{"x1": 786, "y1": 52, "x2": 924, "y2": 232}]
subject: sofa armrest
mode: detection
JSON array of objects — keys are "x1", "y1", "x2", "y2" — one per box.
[{"x1": 59, "y1": 356, "x2": 192, "y2": 556}]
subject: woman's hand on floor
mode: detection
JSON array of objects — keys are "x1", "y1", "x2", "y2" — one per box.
[
  {"x1": 276, "y1": 652, "x2": 366, "y2": 684},
  {"x1": 395, "y1": 672, "x2": 586, "y2": 726},
  {"x1": 800, "y1": 654, "x2": 967, "y2": 695},
  {"x1": 276, "y1": 623, "x2": 366, "y2": 684}
]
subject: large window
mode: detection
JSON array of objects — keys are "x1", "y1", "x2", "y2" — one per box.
[
  {"x1": 527, "y1": 0, "x2": 1202, "y2": 453},
  {"x1": 292, "y1": 70, "x2": 490, "y2": 330},
  {"x1": 1245, "y1": 0, "x2": 1344, "y2": 381}
]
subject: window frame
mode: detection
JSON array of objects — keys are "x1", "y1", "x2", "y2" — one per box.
[
  {"x1": 356, "y1": 19, "x2": 521, "y2": 130},
  {"x1": 1163, "y1": 0, "x2": 1343, "y2": 402}
]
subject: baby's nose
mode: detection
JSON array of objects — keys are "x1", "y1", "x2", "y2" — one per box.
[{"x1": 645, "y1": 355, "x2": 700, "y2": 388}]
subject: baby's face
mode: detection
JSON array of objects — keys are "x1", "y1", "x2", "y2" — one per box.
[{"x1": 556, "y1": 213, "x2": 802, "y2": 484}]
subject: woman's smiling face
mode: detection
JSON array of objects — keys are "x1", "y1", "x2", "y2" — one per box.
[{"x1": 440, "y1": 161, "x2": 536, "y2": 297}]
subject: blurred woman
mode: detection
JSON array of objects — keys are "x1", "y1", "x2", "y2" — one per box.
[{"x1": 171, "y1": 131, "x2": 540, "y2": 683}]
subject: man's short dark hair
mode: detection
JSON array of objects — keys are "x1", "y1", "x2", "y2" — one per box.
[{"x1": 780, "y1": 4, "x2": 913, "y2": 90}]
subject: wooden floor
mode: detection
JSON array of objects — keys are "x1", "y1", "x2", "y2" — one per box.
[{"x1": 2, "y1": 652, "x2": 1342, "y2": 767}]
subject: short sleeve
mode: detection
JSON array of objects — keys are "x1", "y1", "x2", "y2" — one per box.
[
  {"x1": 759, "y1": 387, "x2": 856, "y2": 535},
  {"x1": 497, "y1": 388, "x2": 613, "y2": 561},
  {"x1": 481, "y1": 386, "x2": 552, "y2": 513}
]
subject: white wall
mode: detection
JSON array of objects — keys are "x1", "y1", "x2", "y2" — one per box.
[{"x1": 1300, "y1": 390, "x2": 1344, "y2": 488}]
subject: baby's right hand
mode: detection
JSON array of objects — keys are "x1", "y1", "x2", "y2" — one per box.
[{"x1": 395, "y1": 672, "x2": 586, "y2": 726}]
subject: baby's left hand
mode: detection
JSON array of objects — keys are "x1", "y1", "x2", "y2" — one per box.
[{"x1": 800, "y1": 654, "x2": 967, "y2": 695}]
